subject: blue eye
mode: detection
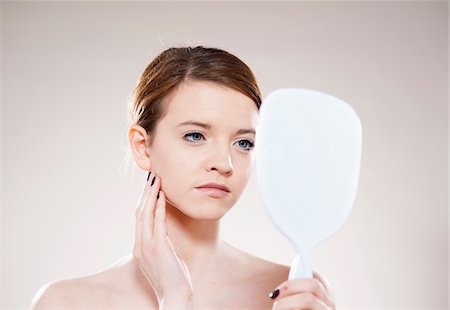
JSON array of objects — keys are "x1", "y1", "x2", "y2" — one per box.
[
  {"x1": 236, "y1": 140, "x2": 254, "y2": 151},
  {"x1": 183, "y1": 132, "x2": 254, "y2": 152},
  {"x1": 184, "y1": 132, "x2": 204, "y2": 142}
]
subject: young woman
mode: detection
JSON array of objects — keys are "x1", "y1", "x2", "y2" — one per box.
[{"x1": 32, "y1": 46, "x2": 336, "y2": 309}]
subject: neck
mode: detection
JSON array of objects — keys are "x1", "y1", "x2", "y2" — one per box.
[
  {"x1": 120, "y1": 200, "x2": 232, "y2": 290},
  {"x1": 164, "y1": 201, "x2": 224, "y2": 280}
]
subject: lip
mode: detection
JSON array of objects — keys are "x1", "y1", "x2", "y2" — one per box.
[
  {"x1": 196, "y1": 187, "x2": 230, "y2": 198},
  {"x1": 195, "y1": 182, "x2": 231, "y2": 198},
  {"x1": 196, "y1": 182, "x2": 230, "y2": 193}
]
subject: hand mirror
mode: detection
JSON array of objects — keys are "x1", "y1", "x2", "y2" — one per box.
[{"x1": 254, "y1": 88, "x2": 362, "y2": 279}]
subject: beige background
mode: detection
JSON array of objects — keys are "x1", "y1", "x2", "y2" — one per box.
[{"x1": 1, "y1": 1, "x2": 448, "y2": 309}]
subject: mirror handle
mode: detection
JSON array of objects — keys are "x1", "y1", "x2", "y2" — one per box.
[{"x1": 288, "y1": 253, "x2": 313, "y2": 279}]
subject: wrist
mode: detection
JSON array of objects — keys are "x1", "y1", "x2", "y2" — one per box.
[
  {"x1": 160, "y1": 299, "x2": 193, "y2": 309},
  {"x1": 159, "y1": 289, "x2": 193, "y2": 310}
]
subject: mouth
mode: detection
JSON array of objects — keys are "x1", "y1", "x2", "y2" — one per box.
[{"x1": 195, "y1": 187, "x2": 230, "y2": 198}]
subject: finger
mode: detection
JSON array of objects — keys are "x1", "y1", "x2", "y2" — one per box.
[
  {"x1": 141, "y1": 172, "x2": 159, "y2": 243},
  {"x1": 133, "y1": 202, "x2": 142, "y2": 258},
  {"x1": 153, "y1": 189, "x2": 167, "y2": 238},
  {"x1": 135, "y1": 172, "x2": 153, "y2": 219},
  {"x1": 271, "y1": 277, "x2": 333, "y2": 308},
  {"x1": 311, "y1": 272, "x2": 335, "y2": 309},
  {"x1": 312, "y1": 271, "x2": 335, "y2": 303},
  {"x1": 272, "y1": 292, "x2": 328, "y2": 310},
  {"x1": 133, "y1": 172, "x2": 152, "y2": 257}
]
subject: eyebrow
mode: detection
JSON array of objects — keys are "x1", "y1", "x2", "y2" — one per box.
[{"x1": 176, "y1": 120, "x2": 256, "y2": 135}]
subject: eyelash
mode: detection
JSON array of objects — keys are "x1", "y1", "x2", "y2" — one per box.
[{"x1": 183, "y1": 132, "x2": 255, "y2": 152}]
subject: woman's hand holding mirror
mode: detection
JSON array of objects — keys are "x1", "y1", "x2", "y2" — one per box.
[{"x1": 269, "y1": 272, "x2": 336, "y2": 309}]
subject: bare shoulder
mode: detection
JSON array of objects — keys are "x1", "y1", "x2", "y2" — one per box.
[
  {"x1": 238, "y1": 252, "x2": 289, "y2": 289},
  {"x1": 234, "y1": 249, "x2": 334, "y2": 298},
  {"x1": 31, "y1": 278, "x2": 91, "y2": 309},
  {"x1": 31, "y1": 256, "x2": 155, "y2": 309},
  {"x1": 30, "y1": 272, "x2": 129, "y2": 309}
]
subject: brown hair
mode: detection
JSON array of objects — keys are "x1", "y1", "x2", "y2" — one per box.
[
  {"x1": 129, "y1": 46, "x2": 261, "y2": 141},
  {"x1": 121, "y1": 45, "x2": 262, "y2": 177}
]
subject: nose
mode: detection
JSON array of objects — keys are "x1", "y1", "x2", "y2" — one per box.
[{"x1": 206, "y1": 143, "x2": 233, "y2": 175}]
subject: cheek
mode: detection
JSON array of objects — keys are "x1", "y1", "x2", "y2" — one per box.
[
  {"x1": 237, "y1": 156, "x2": 253, "y2": 179},
  {"x1": 158, "y1": 176, "x2": 188, "y2": 213},
  {"x1": 158, "y1": 159, "x2": 195, "y2": 199},
  {"x1": 229, "y1": 160, "x2": 253, "y2": 197},
  {"x1": 160, "y1": 165, "x2": 189, "y2": 193}
]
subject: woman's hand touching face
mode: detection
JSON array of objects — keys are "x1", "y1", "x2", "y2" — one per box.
[
  {"x1": 133, "y1": 171, "x2": 194, "y2": 308},
  {"x1": 269, "y1": 274, "x2": 336, "y2": 310}
]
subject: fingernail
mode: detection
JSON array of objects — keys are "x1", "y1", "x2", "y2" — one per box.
[
  {"x1": 147, "y1": 172, "x2": 151, "y2": 181},
  {"x1": 269, "y1": 289, "x2": 279, "y2": 299},
  {"x1": 157, "y1": 191, "x2": 160, "y2": 199},
  {"x1": 151, "y1": 174, "x2": 156, "y2": 186}
]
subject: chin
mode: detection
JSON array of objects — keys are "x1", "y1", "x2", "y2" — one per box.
[
  {"x1": 186, "y1": 203, "x2": 232, "y2": 221},
  {"x1": 168, "y1": 197, "x2": 232, "y2": 221}
]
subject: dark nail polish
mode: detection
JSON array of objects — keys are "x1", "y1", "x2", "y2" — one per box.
[
  {"x1": 151, "y1": 175, "x2": 156, "y2": 186},
  {"x1": 147, "y1": 172, "x2": 151, "y2": 181},
  {"x1": 269, "y1": 289, "x2": 279, "y2": 299},
  {"x1": 157, "y1": 191, "x2": 160, "y2": 199}
]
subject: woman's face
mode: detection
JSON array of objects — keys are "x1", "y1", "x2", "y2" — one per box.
[{"x1": 148, "y1": 80, "x2": 259, "y2": 221}]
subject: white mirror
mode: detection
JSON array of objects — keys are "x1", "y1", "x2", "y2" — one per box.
[{"x1": 255, "y1": 88, "x2": 362, "y2": 279}]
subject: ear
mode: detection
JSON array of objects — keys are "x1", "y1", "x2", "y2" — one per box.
[{"x1": 128, "y1": 124, "x2": 152, "y2": 172}]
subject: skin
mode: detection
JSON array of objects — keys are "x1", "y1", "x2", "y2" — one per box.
[{"x1": 31, "y1": 80, "x2": 336, "y2": 309}]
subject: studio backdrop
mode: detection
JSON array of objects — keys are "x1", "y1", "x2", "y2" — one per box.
[{"x1": 1, "y1": 1, "x2": 448, "y2": 309}]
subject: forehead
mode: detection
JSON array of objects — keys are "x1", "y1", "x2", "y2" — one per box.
[{"x1": 163, "y1": 80, "x2": 258, "y2": 125}]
